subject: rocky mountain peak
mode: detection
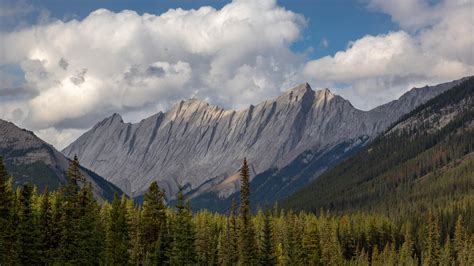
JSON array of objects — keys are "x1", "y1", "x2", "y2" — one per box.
[
  {"x1": 100, "y1": 113, "x2": 124, "y2": 126},
  {"x1": 63, "y1": 77, "x2": 467, "y2": 199}
]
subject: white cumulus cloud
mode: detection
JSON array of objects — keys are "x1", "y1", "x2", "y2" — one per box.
[
  {"x1": 304, "y1": 0, "x2": 474, "y2": 110},
  {"x1": 0, "y1": 0, "x2": 306, "y2": 148}
]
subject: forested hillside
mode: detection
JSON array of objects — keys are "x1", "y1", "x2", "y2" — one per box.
[
  {"x1": 1, "y1": 156, "x2": 473, "y2": 265},
  {"x1": 283, "y1": 77, "x2": 474, "y2": 230}
]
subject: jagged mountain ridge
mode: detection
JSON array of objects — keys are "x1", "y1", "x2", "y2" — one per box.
[
  {"x1": 63, "y1": 78, "x2": 467, "y2": 199},
  {"x1": 282, "y1": 76, "x2": 474, "y2": 216},
  {"x1": 0, "y1": 119, "x2": 122, "y2": 201}
]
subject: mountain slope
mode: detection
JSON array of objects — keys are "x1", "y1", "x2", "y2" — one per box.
[
  {"x1": 0, "y1": 119, "x2": 122, "y2": 201},
  {"x1": 63, "y1": 78, "x2": 466, "y2": 203},
  {"x1": 282, "y1": 77, "x2": 474, "y2": 223}
]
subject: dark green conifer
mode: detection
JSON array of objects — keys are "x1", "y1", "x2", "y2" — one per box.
[
  {"x1": 238, "y1": 158, "x2": 257, "y2": 265},
  {"x1": 77, "y1": 183, "x2": 104, "y2": 265},
  {"x1": 170, "y1": 187, "x2": 196, "y2": 265},
  {"x1": 105, "y1": 193, "x2": 130, "y2": 265},
  {"x1": 422, "y1": 211, "x2": 440, "y2": 265},
  {"x1": 0, "y1": 157, "x2": 14, "y2": 263},
  {"x1": 38, "y1": 188, "x2": 55, "y2": 263},
  {"x1": 141, "y1": 181, "x2": 168, "y2": 264},
  {"x1": 15, "y1": 183, "x2": 40, "y2": 265},
  {"x1": 259, "y1": 209, "x2": 277, "y2": 265},
  {"x1": 58, "y1": 155, "x2": 83, "y2": 263}
]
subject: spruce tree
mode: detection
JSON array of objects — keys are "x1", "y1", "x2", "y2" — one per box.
[
  {"x1": 38, "y1": 188, "x2": 55, "y2": 264},
  {"x1": 15, "y1": 183, "x2": 40, "y2": 265},
  {"x1": 259, "y1": 210, "x2": 276, "y2": 265},
  {"x1": 454, "y1": 216, "x2": 468, "y2": 265},
  {"x1": 76, "y1": 184, "x2": 104, "y2": 265},
  {"x1": 219, "y1": 200, "x2": 239, "y2": 265},
  {"x1": 238, "y1": 158, "x2": 257, "y2": 265},
  {"x1": 440, "y1": 235, "x2": 453, "y2": 265},
  {"x1": 106, "y1": 193, "x2": 130, "y2": 265},
  {"x1": 399, "y1": 223, "x2": 414, "y2": 265},
  {"x1": 59, "y1": 155, "x2": 83, "y2": 263},
  {"x1": 170, "y1": 188, "x2": 196, "y2": 265},
  {"x1": 0, "y1": 157, "x2": 14, "y2": 263},
  {"x1": 422, "y1": 211, "x2": 440, "y2": 265},
  {"x1": 141, "y1": 181, "x2": 167, "y2": 264}
]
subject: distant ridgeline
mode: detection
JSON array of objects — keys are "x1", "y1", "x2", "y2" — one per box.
[
  {"x1": 1, "y1": 157, "x2": 473, "y2": 265},
  {"x1": 283, "y1": 77, "x2": 474, "y2": 228},
  {"x1": 0, "y1": 119, "x2": 122, "y2": 202}
]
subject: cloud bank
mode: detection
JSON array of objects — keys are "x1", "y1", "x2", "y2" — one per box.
[
  {"x1": 304, "y1": 0, "x2": 474, "y2": 109},
  {"x1": 0, "y1": 0, "x2": 472, "y2": 149}
]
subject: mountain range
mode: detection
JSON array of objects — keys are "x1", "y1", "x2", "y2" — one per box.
[
  {"x1": 283, "y1": 76, "x2": 474, "y2": 225},
  {"x1": 61, "y1": 77, "x2": 469, "y2": 209},
  {"x1": 0, "y1": 119, "x2": 122, "y2": 201}
]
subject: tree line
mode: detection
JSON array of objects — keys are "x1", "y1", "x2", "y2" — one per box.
[{"x1": 0, "y1": 156, "x2": 473, "y2": 265}]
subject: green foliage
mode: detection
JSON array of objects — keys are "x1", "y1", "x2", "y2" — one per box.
[
  {"x1": 170, "y1": 188, "x2": 197, "y2": 265},
  {"x1": 15, "y1": 183, "x2": 40, "y2": 264},
  {"x1": 0, "y1": 166, "x2": 472, "y2": 265},
  {"x1": 105, "y1": 193, "x2": 130, "y2": 265},
  {"x1": 259, "y1": 210, "x2": 277, "y2": 265},
  {"x1": 141, "y1": 181, "x2": 168, "y2": 264}
]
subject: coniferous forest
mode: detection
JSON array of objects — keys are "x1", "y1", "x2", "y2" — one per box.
[{"x1": 0, "y1": 154, "x2": 473, "y2": 265}]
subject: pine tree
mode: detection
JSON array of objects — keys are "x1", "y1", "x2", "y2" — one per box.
[
  {"x1": 76, "y1": 184, "x2": 104, "y2": 265},
  {"x1": 170, "y1": 188, "x2": 196, "y2": 265},
  {"x1": 238, "y1": 158, "x2": 257, "y2": 265},
  {"x1": 106, "y1": 193, "x2": 130, "y2": 265},
  {"x1": 127, "y1": 198, "x2": 143, "y2": 265},
  {"x1": 219, "y1": 200, "x2": 239, "y2": 265},
  {"x1": 440, "y1": 235, "x2": 453, "y2": 265},
  {"x1": 58, "y1": 155, "x2": 83, "y2": 263},
  {"x1": 0, "y1": 157, "x2": 14, "y2": 264},
  {"x1": 38, "y1": 188, "x2": 55, "y2": 264},
  {"x1": 259, "y1": 209, "x2": 276, "y2": 265},
  {"x1": 454, "y1": 215, "x2": 468, "y2": 265},
  {"x1": 422, "y1": 211, "x2": 440, "y2": 265},
  {"x1": 399, "y1": 223, "x2": 415, "y2": 265},
  {"x1": 371, "y1": 245, "x2": 382, "y2": 266},
  {"x1": 15, "y1": 183, "x2": 40, "y2": 265},
  {"x1": 50, "y1": 192, "x2": 63, "y2": 262},
  {"x1": 320, "y1": 219, "x2": 343, "y2": 265},
  {"x1": 302, "y1": 218, "x2": 320, "y2": 264},
  {"x1": 141, "y1": 181, "x2": 168, "y2": 264}
]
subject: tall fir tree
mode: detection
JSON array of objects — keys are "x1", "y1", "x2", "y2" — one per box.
[
  {"x1": 170, "y1": 187, "x2": 196, "y2": 265},
  {"x1": 38, "y1": 188, "x2": 56, "y2": 264},
  {"x1": 15, "y1": 183, "x2": 40, "y2": 265},
  {"x1": 259, "y1": 209, "x2": 277, "y2": 265},
  {"x1": 0, "y1": 156, "x2": 14, "y2": 264},
  {"x1": 106, "y1": 193, "x2": 130, "y2": 265},
  {"x1": 453, "y1": 215, "x2": 472, "y2": 265},
  {"x1": 422, "y1": 211, "x2": 440, "y2": 265},
  {"x1": 59, "y1": 155, "x2": 83, "y2": 263},
  {"x1": 141, "y1": 181, "x2": 168, "y2": 264},
  {"x1": 238, "y1": 158, "x2": 257, "y2": 265},
  {"x1": 219, "y1": 200, "x2": 239, "y2": 265},
  {"x1": 76, "y1": 183, "x2": 105, "y2": 265}
]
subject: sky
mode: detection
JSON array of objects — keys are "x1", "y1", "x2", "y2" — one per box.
[{"x1": 0, "y1": 0, "x2": 473, "y2": 149}]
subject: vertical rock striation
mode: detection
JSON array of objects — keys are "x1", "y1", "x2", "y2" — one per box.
[{"x1": 63, "y1": 78, "x2": 467, "y2": 199}]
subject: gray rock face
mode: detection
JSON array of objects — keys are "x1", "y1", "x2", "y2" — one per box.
[
  {"x1": 62, "y1": 78, "x2": 466, "y2": 198},
  {"x1": 0, "y1": 119, "x2": 122, "y2": 201}
]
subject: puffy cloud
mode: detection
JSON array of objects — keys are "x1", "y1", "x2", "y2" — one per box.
[
  {"x1": 1, "y1": 0, "x2": 472, "y2": 149},
  {"x1": 0, "y1": 0, "x2": 306, "y2": 148},
  {"x1": 304, "y1": 0, "x2": 474, "y2": 110}
]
